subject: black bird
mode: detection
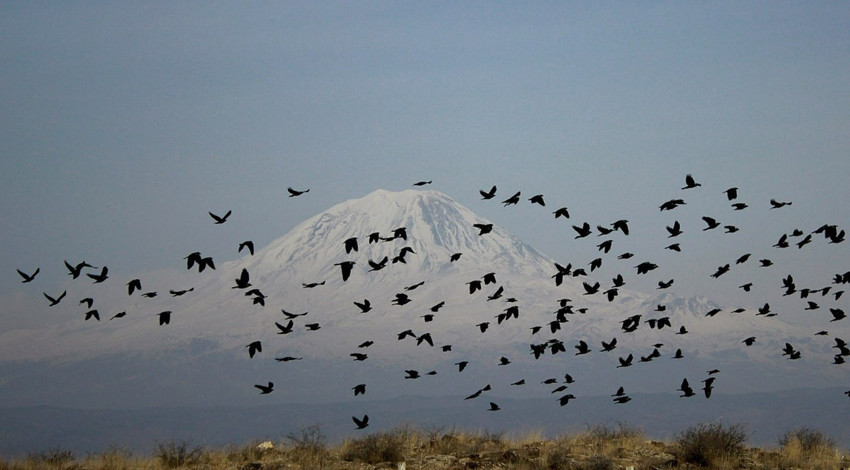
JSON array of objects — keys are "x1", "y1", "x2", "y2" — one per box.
[
  {"x1": 65, "y1": 260, "x2": 94, "y2": 279},
  {"x1": 302, "y1": 281, "x2": 325, "y2": 288},
  {"x1": 467, "y1": 279, "x2": 482, "y2": 294},
  {"x1": 473, "y1": 223, "x2": 493, "y2": 235},
  {"x1": 233, "y1": 268, "x2": 251, "y2": 289},
  {"x1": 553, "y1": 207, "x2": 570, "y2": 219},
  {"x1": 87, "y1": 266, "x2": 109, "y2": 283},
  {"x1": 417, "y1": 333, "x2": 434, "y2": 347},
  {"x1": 711, "y1": 264, "x2": 730, "y2": 278},
  {"x1": 476, "y1": 322, "x2": 490, "y2": 333},
  {"x1": 368, "y1": 256, "x2": 389, "y2": 271},
  {"x1": 743, "y1": 337, "x2": 757, "y2": 346},
  {"x1": 358, "y1": 341, "x2": 374, "y2": 348},
  {"x1": 830, "y1": 308, "x2": 846, "y2": 322},
  {"x1": 392, "y1": 293, "x2": 411, "y2": 306},
  {"x1": 270, "y1": 354, "x2": 309, "y2": 368},
  {"x1": 682, "y1": 174, "x2": 701, "y2": 189},
  {"x1": 127, "y1": 279, "x2": 141, "y2": 295},
  {"x1": 335, "y1": 261, "x2": 356, "y2": 282},
  {"x1": 350, "y1": 353, "x2": 368, "y2": 361},
  {"x1": 281, "y1": 309, "x2": 308, "y2": 319},
  {"x1": 666, "y1": 243, "x2": 681, "y2": 252},
  {"x1": 169, "y1": 288, "x2": 194, "y2": 297},
  {"x1": 736, "y1": 253, "x2": 751, "y2": 264},
  {"x1": 702, "y1": 216, "x2": 721, "y2": 230},
  {"x1": 238, "y1": 241, "x2": 255, "y2": 255},
  {"x1": 456, "y1": 361, "x2": 469, "y2": 372},
  {"x1": 529, "y1": 194, "x2": 545, "y2": 206},
  {"x1": 43, "y1": 291, "x2": 66, "y2": 306},
  {"x1": 157, "y1": 311, "x2": 171, "y2": 325},
  {"x1": 658, "y1": 279, "x2": 674, "y2": 289},
  {"x1": 413, "y1": 180, "x2": 431, "y2": 186},
  {"x1": 17, "y1": 268, "x2": 39, "y2": 283},
  {"x1": 405, "y1": 280, "x2": 425, "y2": 291},
  {"x1": 617, "y1": 354, "x2": 634, "y2": 368},
  {"x1": 450, "y1": 252, "x2": 462, "y2": 262},
  {"x1": 404, "y1": 370, "x2": 420, "y2": 379},
  {"x1": 659, "y1": 199, "x2": 686, "y2": 211},
  {"x1": 353, "y1": 384, "x2": 366, "y2": 396},
  {"x1": 731, "y1": 202, "x2": 748, "y2": 210},
  {"x1": 430, "y1": 301, "x2": 445, "y2": 312},
  {"x1": 557, "y1": 394, "x2": 576, "y2": 406},
  {"x1": 488, "y1": 402, "x2": 501, "y2": 411},
  {"x1": 573, "y1": 222, "x2": 592, "y2": 239},
  {"x1": 582, "y1": 281, "x2": 600, "y2": 295},
  {"x1": 275, "y1": 356, "x2": 302, "y2": 362},
  {"x1": 502, "y1": 191, "x2": 521, "y2": 206},
  {"x1": 353, "y1": 299, "x2": 371, "y2": 313},
  {"x1": 287, "y1": 187, "x2": 309, "y2": 197},
  {"x1": 601, "y1": 338, "x2": 617, "y2": 352},
  {"x1": 110, "y1": 311, "x2": 126, "y2": 320},
  {"x1": 666, "y1": 221, "x2": 683, "y2": 238},
  {"x1": 304, "y1": 323, "x2": 321, "y2": 331},
  {"x1": 80, "y1": 297, "x2": 94, "y2": 308},
  {"x1": 255, "y1": 382, "x2": 273, "y2": 394},
  {"x1": 678, "y1": 378, "x2": 695, "y2": 397},
  {"x1": 209, "y1": 210, "x2": 231, "y2": 224},
  {"x1": 724, "y1": 187, "x2": 738, "y2": 200},
  {"x1": 275, "y1": 320, "x2": 294, "y2": 335},
  {"x1": 770, "y1": 198, "x2": 792, "y2": 209},
  {"x1": 84, "y1": 309, "x2": 100, "y2": 321},
  {"x1": 246, "y1": 341, "x2": 262, "y2": 358},
  {"x1": 612, "y1": 219, "x2": 630, "y2": 235},
  {"x1": 480, "y1": 185, "x2": 497, "y2": 199},
  {"x1": 352, "y1": 415, "x2": 369, "y2": 429},
  {"x1": 343, "y1": 237, "x2": 358, "y2": 254},
  {"x1": 635, "y1": 262, "x2": 658, "y2": 275}
]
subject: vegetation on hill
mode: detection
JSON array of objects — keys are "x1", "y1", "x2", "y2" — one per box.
[{"x1": 0, "y1": 422, "x2": 845, "y2": 470}]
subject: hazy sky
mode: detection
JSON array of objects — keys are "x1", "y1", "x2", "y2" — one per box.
[{"x1": 2, "y1": 2, "x2": 849, "y2": 312}]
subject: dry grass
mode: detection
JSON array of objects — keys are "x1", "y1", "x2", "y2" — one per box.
[{"x1": 0, "y1": 423, "x2": 847, "y2": 469}]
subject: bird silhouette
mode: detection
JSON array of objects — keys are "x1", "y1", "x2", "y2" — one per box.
[
  {"x1": 127, "y1": 279, "x2": 141, "y2": 295},
  {"x1": 502, "y1": 191, "x2": 521, "y2": 206},
  {"x1": 724, "y1": 187, "x2": 738, "y2": 200},
  {"x1": 335, "y1": 261, "x2": 356, "y2": 281},
  {"x1": 64, "y1": 260, "x2": 94, "y2": 279},
  {"x1": 275, "y1": 320, "x2": 294, "y2": 334},
  {"x1": 480, "y1": 185, "x2": 497, "y2": 199},
  {"x1": 352, "y1": 384, "x2": 366, "y2": 396},
  {"x1": 353, "y1": 299, "x2": 371, "y2": 313},
  {"x1": 238, "y1": 241, "x2": 255, "y2": 255},
  {"x1": 287, "y1": 187, "x2": 309, "y2": 197},
  {"x1": 666, "y1": 221, "x2": 683, "y2": 238},
  {"x1": 233, "y1": 268, "x2": 251, "y2": 289},
  {"x1": 412, "y1": 180, "x2": 432, "y2": 186},
  {"x1": 17, "y1": 268, "x2": 39, "y2": 283},
  {"x1": 84, "y1": 309, "x2": 100, "y2": 321},
  {"x1": 473, "y1": 223, "x2": 493, "y2": 235},
  {"x1": 701, "y1": 216, "x2": 721, "y2": 230},
  {"x1": 553, "y1": 207, "x2": 570, "y2": 219},
  {"x1": 255, "y1": 382, "x2": 273, "y2": 394},
  {"x1": 488, "y1": 402, "x2": 501, "y2": 411},
  {"x1": 572, "y1": 222, "x2": 592, "y2": 239},
  {"x1": 209, "y1": 210, "x2": 231, "y2": 224},
  {"x1": 87, "y1": 266, "x2": 109, "y2": 283},
  {"x1": 529, "y1": 194, "x2": 545, "y2": 206},
  {"x1": 43, "y1": 291, "x2": 66, "y2": 306},
  {"x1": 682, "y1": 174, "x2": 701, "y2": 189},
  {"x1": 352, "y1": 415, "x2": 369, "y2": 429},
  {"x1": 157, "y1": 311, "x2": 171, "y2": 325},
  {"x1": 246, "y1": 341, "x2": 262, "y2": 358}
]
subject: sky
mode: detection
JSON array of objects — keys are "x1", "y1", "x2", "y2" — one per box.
[{"x1": 2, "y1": 2, "x2": 849, "y2": 316}]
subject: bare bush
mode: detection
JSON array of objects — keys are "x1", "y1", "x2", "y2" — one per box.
[
  {"x1": 675, "y1": 422, "x2": 748, "y2": 467},
  {"x1": 154, "y1": 440, "x2": 205, "y2": 468}
]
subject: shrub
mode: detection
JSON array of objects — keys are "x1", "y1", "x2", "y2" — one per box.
[
  {"x1": 285, "y1": 424, "x2": 327, "y2": 467},
  {"x1": 154, "y1": 440, "x2": 205, "y2": 468},
  {"x1": 675, "y1": 422, "x2": 748, "y2": 467},
  {"x1": 341, "y1": 430, "x2": 406, "y2": 464},
  {"x1": 777, "y1": 427, "x2": 839, "y2": 468}
]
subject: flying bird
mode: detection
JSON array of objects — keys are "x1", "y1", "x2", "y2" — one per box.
[
  {"x1": 43, "y1": 291, "x2": 66, "y2": 306},
  {"x1": 209, "y1": 210, "x2": 231, "y2": 224},
  {"x1": 127, "y1": 279, "x2": 142, "y2": 295},
  {"x1": 87, "y1": 266, "x2": 109, "y2": 283},
  {"x1": 412, "y1": 180, "x2": 432, "y2": 186},
  {"x1": 479, "y1": 185, "x2": 497, "y2": 199},
  {"x1": 238, "y1": 241, "x2": 254, "y2": 255},
  {"x1": 255, "y1": 382, "x2": 273, "y2": 394},
  {"x1": 353, "y1": 299, "x2": 371, "y2": 313},
  {"x1": 16, "y1": 268, "x2": 39, "y2": 283},
  {"x1": 233, "y1": 268, "x2": 251, "y2": 289},
  {"x1": 246, "y1": 341, "x2": 262, "y2": 358},
  {"x1": 682, "y1": 174, "x2": 701, "y2": 189},
  {"x1": 352, "y1": 415, "x2": 369, "y2": 429},
  {"x1": 287, "y1": 187, "x2": 309, "y2": 197},
  {"x1": 335, "y1": 261, "x2": 356, "y2": 282},
  {"x1": 502, "y1": 191, "x2": 521, "y2": 206}
]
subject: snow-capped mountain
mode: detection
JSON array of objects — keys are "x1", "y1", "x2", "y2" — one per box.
[{"x1": 0, "y1": 189, "x2": 844, "y2": 408}]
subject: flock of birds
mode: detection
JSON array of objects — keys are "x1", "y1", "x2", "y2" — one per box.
[{"x1": 15, "y1": 178, "x2": 850, "y2": 431}]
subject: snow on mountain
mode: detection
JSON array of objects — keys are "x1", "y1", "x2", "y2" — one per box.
[{"x1": 1, "y1": 189, "x2": 844, "y2": 405}]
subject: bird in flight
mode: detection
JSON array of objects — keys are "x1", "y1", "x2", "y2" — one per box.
[
  {"x1": 17, "y1": 268, "x2": 40, "y2": 283},
  {"x1": 43, "y1": 291, "x2": 66, "y2": 306},
  {"x1": 335, "y1": 261, "x2": 356, "y2": 282},
  {"x1": 87, "y1": 266, "x2": 109, "y2": 283},
  {"x1": 287, "y1": 187, "x2": 310, "y2": 197},
  {"x1": 255, "y1": 382, "x2": 273, "y2": 394},
  {"x1": 412, "y1": 180, "x2": 432, "y2": 186},
  {"x1": 502, "y1": 191, "x2": 521, "y2": 206},
  {"x1": 682, "y1": 174, "x2": 701, "y2": 189},
  {"x1": 209, "y1": 210, "x2": 231, "y2": 224},
  {"x1": 479, "y1": 185, "x2": 497, "y2": 199},
  {"x1": 238, "y1": 241, "x2": 254, "y2": 255},
  {"x1": 352, "y1": 415, "x2": 369, "y2": 429}
]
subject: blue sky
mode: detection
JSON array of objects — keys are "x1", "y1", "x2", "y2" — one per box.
[{"x1": 2, "y1": 2, "x2": 849, "y2": 309}]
